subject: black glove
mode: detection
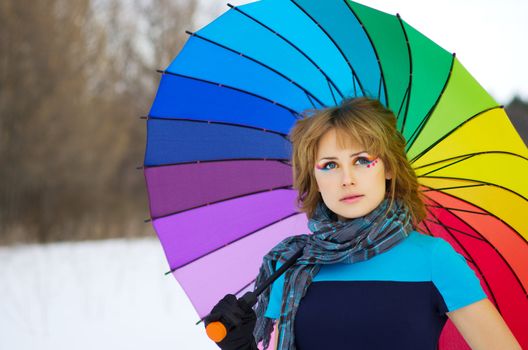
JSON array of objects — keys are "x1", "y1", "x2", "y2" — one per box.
[{"x1": 204, "y1": 294, "x2": 258, "y2": 350}]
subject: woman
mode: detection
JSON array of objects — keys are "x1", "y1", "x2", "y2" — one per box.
[{"x1": 205, "y1": 97, "x2": 521, "y2": 350}]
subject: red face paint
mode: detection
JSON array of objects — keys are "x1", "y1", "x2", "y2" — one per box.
[{"x1": 366, "y1": 158, "x2": 379, "y2": 168}]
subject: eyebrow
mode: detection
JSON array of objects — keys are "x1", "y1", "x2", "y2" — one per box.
[{"x1": 318, "y1": 151, "x2": 367, "y2": 161}]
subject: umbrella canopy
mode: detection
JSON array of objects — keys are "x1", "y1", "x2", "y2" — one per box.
[{"x1": 144, "y1": 0, "x2": 528, "y2": 348}]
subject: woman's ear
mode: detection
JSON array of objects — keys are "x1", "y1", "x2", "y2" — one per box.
[{"x1": 385, "y1": 170, "x2": 392, "y2": 180}]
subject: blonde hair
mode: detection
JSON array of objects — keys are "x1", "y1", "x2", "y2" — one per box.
[{"x1": 288, "y1": 97, "x2": 426, "y2": 225}]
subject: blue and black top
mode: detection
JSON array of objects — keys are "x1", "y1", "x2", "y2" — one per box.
[{"x1": 264, "y1": 231, "x2": 487, "y2": 350}]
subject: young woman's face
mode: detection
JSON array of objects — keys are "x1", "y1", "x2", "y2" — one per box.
[{"x1": 314, "y1": 129, "x2": 392, "y2": 221}]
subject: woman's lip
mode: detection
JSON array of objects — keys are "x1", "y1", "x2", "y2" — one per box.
[{"x1": 341, "y1": 195, "x2": 363, "y2": 201}]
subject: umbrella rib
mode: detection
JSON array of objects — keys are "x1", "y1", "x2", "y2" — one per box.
[
  {"x1": 425, "y1": 211, "x2": 528, "y2": 298},
  {"x1": 289, "y1": 0, "x2": 367, "y2": 97},
  {"x1": 157, "y1": 71, "x2": 303, "y2": 120},
  {"x1": 425, "y1": 204, "x2": 488, "y2": 216},
  {"x1": 414, "y1": 150, "x2": 528, "y2": 173},
  {"x1": 186, "y1": 32, "x2": 327, "y2": 108},
  {"x1": 418, "y1": 154, "x2": 476, "y2": 176},
  {"x1": 418, "y1": 220, "x2": 434, "y2": 238},
  {"x1": 327, "y1": 78, "x2": 338, "y2": 106},
  {"x1": 149, "y1": 184, "x2": 294, "y2": 221},
  {"x1": 395, "y1": 13, "x2": 413, "y2": 133},
  {"x1": 425, "y1": 198, "x2": 528, "y2": 297},
  {"x1": 409, "y1": 104, "x2": 503, "y2": 164},
  {"x1": 421, "y1": 184, "x2": 528, "y2": 245},
  {"x1": 425, "y1": 200, "x2": 528, "y2": 304},
  {"x1": 419, "y1": 174, "x2": 528, "y2": 202},
  {"x1": 146, "y1": 115, "x2": 291, "y2": 138},
  {"x1": 344, "y1": 0, "x2": 389, "y2": 106},
  {"x1": 423, "y1": 217, "x2": 485, "y2": 243},
  {"x1": 405, "y1": 53, "x2": 456, "y2": 153},
  {"x1": 396, "y1": 82, "x2": 411, "y2": 126},
  {"x1": 164, "y1": 211, "x2": 304, "y2": 274},
  {"x1": 423, "y1": 188, "x2": 528, "y2": 298},
  {"x1": 233, "y1": 278, "x2": 257, "y2": 298},
  {"x1": 194, "y1": 278, "x2": 259, "y2": 324},
  {"x1": 422, "y1": 184, "x2": 486, "y2": 193},
  {"x1": 305, "y1": 92, "x2": 318, "y2": 109},
  {"x1": 422, "y1": 214, "x2": 500, "y2": 309},
  {"x1": 414, "y1": 153, "x2": 475, "y2": 171},
  {"x1": 377, "y1": 76, "x2": 382, "y2": 102},
  {"x1": 229, "y1": 4, "x2": 346, "y2": 103}
]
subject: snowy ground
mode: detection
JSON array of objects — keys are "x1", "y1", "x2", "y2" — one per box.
[{"x1": 0, "y1": 238, "x2": 218, "y2": 350}]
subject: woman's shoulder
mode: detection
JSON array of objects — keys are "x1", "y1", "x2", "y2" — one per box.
[
  {"x1": 386, "y1": 230, "x2": 462, "y2": 265},
  {"x1": 406, "y1": 230, "x2": 469, "y2": 266},
  {"x1": 405, "y1": 230, "x2": 448, "y2": 251}
]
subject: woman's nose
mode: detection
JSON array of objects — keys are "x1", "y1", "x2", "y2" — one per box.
[{"x1": 341, "y1": 167, "x2": 356, "y2": 187}]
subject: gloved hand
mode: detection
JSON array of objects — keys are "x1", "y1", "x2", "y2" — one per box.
[{"x1": 204, "y1": 294, "x2": 258, "y2": 350}]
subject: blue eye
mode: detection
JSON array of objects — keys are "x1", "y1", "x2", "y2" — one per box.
[
  {"x1": 321, "y1": 162, "x2": 337, "y2": 170},
  {"x1": 355, "y1": 157, "x2": 372, "y2": 165}
]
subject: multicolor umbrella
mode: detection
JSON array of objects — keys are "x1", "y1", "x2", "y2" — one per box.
[{"x1": 143, "y1": 0, "x2": 528, "y2": 348}]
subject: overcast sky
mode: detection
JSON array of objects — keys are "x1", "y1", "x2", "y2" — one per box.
[{"x1": 194, "y1": 0, "x2": 528, "y2": 104}]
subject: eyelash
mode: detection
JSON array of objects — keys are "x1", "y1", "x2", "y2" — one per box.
[{"x1": 319, "y1": 157, "x2": 373, "y2": 171}]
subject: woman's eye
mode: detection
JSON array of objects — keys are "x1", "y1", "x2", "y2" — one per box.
[
  {"x1": 322, "y1": 162, "x2": 337, "y2": 170},
  {"x1": 355, "y1": 157, "x2": 373, "y2": 166}
]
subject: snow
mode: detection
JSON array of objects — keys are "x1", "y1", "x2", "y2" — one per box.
[{"x1": 0, "y1": 238, "x2": 218, "y2": 350}]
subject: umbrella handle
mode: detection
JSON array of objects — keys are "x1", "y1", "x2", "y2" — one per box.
[
  {"x1": 205, "y1": 321, "x2": 227, "y2": 342},
  {"x1": 204, "y1": 248, "x2": 303, "y2": 343},
  {"x1": 204, "y1": 290, "x2": 256, "y2": 343}
]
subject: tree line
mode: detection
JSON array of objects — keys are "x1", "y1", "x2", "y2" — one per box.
[{"x1": 0, "y1": 0, "x2": 198, "y2": 244}]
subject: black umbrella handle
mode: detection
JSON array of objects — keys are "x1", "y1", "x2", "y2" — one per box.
[
  {"x1": 198, "y1": 247, "x2": 303, "y2": 325},
  {"x1": 202, "y1": 248, "x2": 303, "y2": 344}
]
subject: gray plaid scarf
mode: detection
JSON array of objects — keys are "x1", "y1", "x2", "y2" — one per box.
[{"x1": 253, "y1": 197, "x2": 413, "y2": 349}]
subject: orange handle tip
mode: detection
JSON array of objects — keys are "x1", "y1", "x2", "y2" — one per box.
[{"x1": 206, "y1": 321, "x2": 227, "y2": 343}]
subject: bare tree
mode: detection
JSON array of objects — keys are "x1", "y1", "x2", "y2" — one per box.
[
  {"x1": 0, "y1": 0, "x2": 95, "y2": 242},
  {"x1": 0, "y1": 0, "x2": 199, "y2": 244}
]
